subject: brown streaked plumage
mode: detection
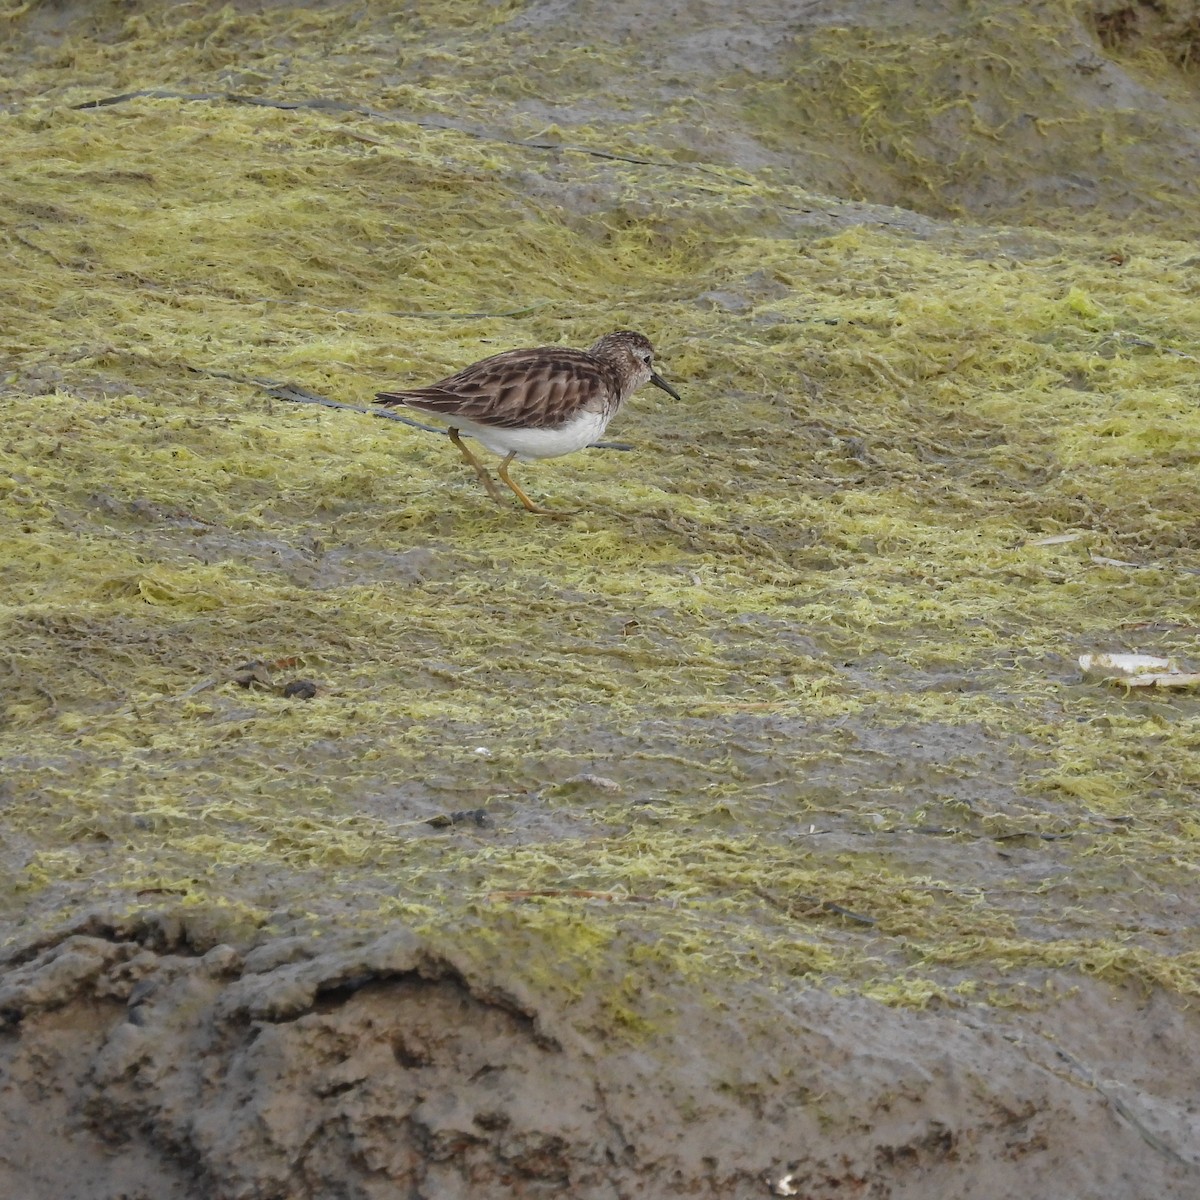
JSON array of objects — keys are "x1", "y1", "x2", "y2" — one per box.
[{"x1": 375, "y1": 330, "x2": 680, "y2": 514}]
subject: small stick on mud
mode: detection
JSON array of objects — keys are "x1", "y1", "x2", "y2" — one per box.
[
  {"x1": 488, "y1": 889, "x2": 655, "y2": 903},
  {"x1": 753, "y1": 886, "x2": 877, "y2": 927}
]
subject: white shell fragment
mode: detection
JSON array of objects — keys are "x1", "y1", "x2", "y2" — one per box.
[
  {"x1": 1079, "y1": 653, "x2": 1200, "y2": 689},
  {"x1": 1029, "y1": 532, "x2": 1084, "y2": 546},
  {"x1": 1089, "y1": 553, "x2": 1143, "y2": 568}
]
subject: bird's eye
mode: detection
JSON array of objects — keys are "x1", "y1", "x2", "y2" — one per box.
[{"x1": 641, "y1": 352, "x2": 652, "y2": 364}]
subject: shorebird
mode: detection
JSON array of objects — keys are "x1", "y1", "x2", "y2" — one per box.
[{"x1": 374, "y1": 330, "x2": 680, "y2": 514}]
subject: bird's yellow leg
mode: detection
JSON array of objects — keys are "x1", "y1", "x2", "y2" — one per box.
[
  {"x1": 497, "y1": 453, "x2": 574, "y2": 517},
  {"x1": 448, "y1": 428, "x2": 506, "y2": 505}
]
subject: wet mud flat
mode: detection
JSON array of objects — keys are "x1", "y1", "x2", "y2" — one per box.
[
  {"x1": 2, "y1": 1, "x2": 1200, "y2": 1196},
  {"x1": 2, "y1": 915, "x2": 1198, "y2": 1199}
]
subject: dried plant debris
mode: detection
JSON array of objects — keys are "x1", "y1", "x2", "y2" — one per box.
[{"x1": 1079, "y1": 653, "x2": 1200, "y2": 689}]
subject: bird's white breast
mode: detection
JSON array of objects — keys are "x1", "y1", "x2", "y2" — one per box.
[{"x1": 468, "y1": 408, "x2": 612, "y2": 461}]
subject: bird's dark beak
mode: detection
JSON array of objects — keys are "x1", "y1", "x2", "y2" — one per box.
[{"x1": 650, "y1": 371, "x2": 681, "y2": 401}]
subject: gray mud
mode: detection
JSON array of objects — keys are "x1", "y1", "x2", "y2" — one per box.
[{"x1": 3, "y1": 917, "x2": 1198, "y2": 1199}]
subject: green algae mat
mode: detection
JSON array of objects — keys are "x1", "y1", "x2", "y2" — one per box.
[{"x1": 2, "y1": 1, "x2": 1199, "y2": 1016}]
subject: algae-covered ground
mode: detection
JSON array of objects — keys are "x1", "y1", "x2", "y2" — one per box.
[{"x1": 2, "y1": 2, "x2": 1199, "y2": 1197}]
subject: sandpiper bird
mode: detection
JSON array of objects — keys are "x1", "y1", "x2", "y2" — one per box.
[{"x1": 374, "y1": 330, "x2": 681, "y2": 514}]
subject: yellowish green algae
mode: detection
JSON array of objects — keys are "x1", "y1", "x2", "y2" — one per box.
[
  {"x1": 743, "y1": 1, "x2": 1200, "y2": 227},
  {"x1": 1, "y1": 2, "x2": 1198, "y2": 1022}
]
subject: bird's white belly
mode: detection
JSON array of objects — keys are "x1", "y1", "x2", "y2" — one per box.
[{"x1": 466, "y1": 408, "x2": 611, "y2": 461}]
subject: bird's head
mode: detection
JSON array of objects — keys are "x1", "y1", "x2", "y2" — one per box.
[{"x1": 591, "y1": 330, "x2": 681, "y2": 401}]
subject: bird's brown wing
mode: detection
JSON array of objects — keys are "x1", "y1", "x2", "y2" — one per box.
[{"x1": 375, "y1": 347, "x2": 613, "y2": 430}]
